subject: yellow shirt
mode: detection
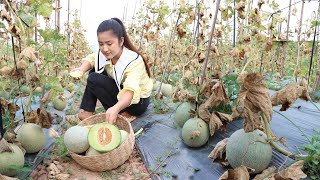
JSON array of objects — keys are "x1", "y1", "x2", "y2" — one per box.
[{"x1": 83, "y1": 48, "x2": 153, "y2": 105}]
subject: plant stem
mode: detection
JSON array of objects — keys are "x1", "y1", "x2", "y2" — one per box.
[
  {"x1": 262, "y1": 113, "x2": 294, "y2": 158},
  {"x1": 156, "y1": 11, "x2": 181, "y2": 99}
]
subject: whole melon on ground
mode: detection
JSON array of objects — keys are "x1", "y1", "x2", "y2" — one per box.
[
  {"x1": 66, "y1": 83, "x2": 75, "y2": 92},
  {"x1": 120, "y1": 130, "x2": 129, "y2": 143},
  {"x1": 152, "y1": 80, "x2": 161, "y2": 91},
  {"x1": 182, "y1": 118, "x2": 209, "y2": 147},
  {"x1": 21, "y1": 86, "x2": 31, "y2": 95},
  {"x1": 64, "y1": 126, "x2": 89, "y2": 154},
  {"x1": 88, "y1": 123, "x2": 121, "y2": 152},
  {"x1": 53, "y1": 96, "x2": 67, "y2": 111},
  {"x1": 175, "y1": 102, "x2": 194, "y2": 128},
  {"x1": 161, "y1": 83, "x2": 173, "y2": 97},
  {"x1": 226, "y1": 129, "x2": 272, "y2": 174},
  {"x1": 85, "y1": 146, "x2": 102, "y2": 156},
  {"x1": 0, "y1": 143, "x2": 25, "y2": 177},
  {"x1": 16, "y1": 123, "x2": 46, "y2": 153},
  {"x1": 34, "y1": 86, "x2": 42, "y2": 93}
]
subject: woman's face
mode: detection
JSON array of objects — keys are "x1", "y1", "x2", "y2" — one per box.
[{"x1": 98, "y1": 30, "x2": 124, "y2": 62}]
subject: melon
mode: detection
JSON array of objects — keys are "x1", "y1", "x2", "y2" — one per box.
[
  {"x1": 120, "y1": 130, "x2": 129, "y2": 144},
  {"x1": 34, "y1": 87, "x2": 42, "y2": 93},
  {"x1": 64, "y1": 126, "x2": 89, "y2": 154},
  {"x1": 161, "y1": 83, "x2": 173, "y2": 97},
  {"x1": 175, "y1": 102, "x2": 194, "y2": 128},
  {"x1": 66, "y1": 83, "x2": 75, "y2": 92},
  {"x1": 182, "y1": 118, "x2": 209, "y2": 147},
  {"x1": 0, "y1": 91, "x2": 9, "y2": 99},
  {"x1": 53, "y1": 96, "x2": 67, "y2": 111},
  {"x1": 16, "y1": 123, "x2": 46, "y2": 153},
  {"x1": 85, "y1": 146, "x2": 102, "y2": 156},
  {"x1": 0, "y1": 143, "x2": 25, "y2": 177},
  {"x1": 21, "y1": 86, "x2": 31, "y2": 95},
  {"x1": 226, "y1": 129, "x2": 272, "y2": 174},
  {"x1": 69, "y1": 70, "x2": 83, "y2": 78},
  {"x1": 88, "y1": 123, "x2": 121, "y2": 152},
  {"x1": 152, "y1": 80, "x2": 161, "y2": 91}
]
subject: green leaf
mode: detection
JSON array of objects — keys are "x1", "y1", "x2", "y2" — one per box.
[
  {"x1": 311, "y1": 21, "x2": 320, "y2": 28},
  {"x1": 17, "y1": 9, "x2": 36, "y2": 26},
  {"x1": 160, "y1": 5, "x2": 170, "y2": 16},
  {"x1": 0, "y1": 21, "x2": 5, "y2": 28},
  {"x1": 38, "y1": 28, "x2": 64, "y2": 42}
]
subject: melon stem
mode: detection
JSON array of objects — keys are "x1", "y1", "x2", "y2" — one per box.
[
  {"x1": 0, "y1": 139, "x2": 13, "y2": 153},
  {"x1": 261, "y1": 113, "x2": 296, "y2": 158}
]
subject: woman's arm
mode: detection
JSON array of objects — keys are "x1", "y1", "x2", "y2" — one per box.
[
  {"x1": 78, "y1": 60, "x2": 93, "y2": 72},
  {"x1": 105, "y1": 90, "x2": 133, "y2": 123}
]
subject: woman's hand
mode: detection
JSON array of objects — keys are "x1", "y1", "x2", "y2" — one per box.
[
  {"x1": 70, "y1": 67, "x2": 84, "y2": 80},
  {"x1": 105, "y1": 106, "x2": 120, "y2": 123}
]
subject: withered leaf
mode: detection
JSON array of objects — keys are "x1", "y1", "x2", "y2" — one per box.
[
  {"x1": 219, "y1": 166, "x2": 251, "y2": 180},
  {"x1": 276, "y1": 160, "x2": 307, "y2": 180},
  {"x1": 271, "y1": 83, "x2": 309, "y2": 111},
  {"x1": 26, "y1": 110, "x2": 39, "y2": 123},
  {"x1": 38, "y1": 108, "x2": 52, "y2": 128},
  {"x1": 19, "y1": 47, "x2": 38, "y2": 62},
  {"x1": 232, "y1": 73, "x2": 272, "y2": 132},
  {"x1": 198, "y1": 103, "x2": 211, "y2": 122},
  {"x1": 253, "y1": 166, "x2": 276, "y2": 180},
  {"x1": 208, "y1": 138, "x2": 228, "y2": 160},
  {"x1": 209, "y1": 112, "x2": 233, "y2": 136},
  {"x1": 0, "y1": 9, "x2": 12, "y2": 23},
  {"x1": 0, "y1": 174, "x2": 19, "y2": 180},
  {"x1": 204, "y1": 82, "x2": 229, "y2": 108}
]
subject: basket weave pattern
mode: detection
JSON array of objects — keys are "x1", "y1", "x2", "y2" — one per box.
[{"x1": 68, "y1": 113, "x2": 135, "y2": 171}]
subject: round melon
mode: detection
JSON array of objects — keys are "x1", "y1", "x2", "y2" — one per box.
[
  {"x1": 85, "y1": 147, "x2": 102, "y2": 156},
  {"x1": 0, "y1": 91, "x2": 9, "y2": 99},
  {"x1": 34, "y1": 87, "x2": 42, "y2": 93},
  {"x1": 152, "y1": 80, "x2": 161, "y2": 91},
  {"x1": 0, "y1": 143, "x2": 25, "y2": 177},
  {"x1": 16, "y1": 123, "x2": 46, "y2": 153},
  {"x1": 226, "y1": 129, "x2": 272, "y2": 174},
  {"x1": 53, "y1": 96, "x2": 67, "y2": 111},
  {"x1": 88, "y1": 123, "x2": 121, "y2": 152},
  {"x1": 64, "y1": 126, "x2": 89, "y2": 154},
  {"x1": 161, "y1": 83, "x2": 173, "y2": 97},
  {"x1": 182, "y1": 118, "x2": 209, "y2": 147},
  {"x1": 120, "y1": 130, "x2": 129, "y2": 144},
  {"x1": 66, "y1": 83, "x2": 75, "y2": 92},
  {"x1": 175, "y1": 102, "x2": 194, "y2": 128},
  {"x1": 21, "y1": 86, "x2": 31, "y2": 95}
]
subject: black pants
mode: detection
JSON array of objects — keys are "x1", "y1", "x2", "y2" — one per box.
[{"x1": 80, "y1": 70, "x2": 150, "y2": 116}]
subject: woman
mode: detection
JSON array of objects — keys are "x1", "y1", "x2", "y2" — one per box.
[{"x1": 71, "y1": 17, "x2": 153, "y2": 123}]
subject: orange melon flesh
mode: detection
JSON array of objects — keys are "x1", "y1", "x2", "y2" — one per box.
[{"x1": 88, "y1": 123, "x2": 121, "y2": 152}]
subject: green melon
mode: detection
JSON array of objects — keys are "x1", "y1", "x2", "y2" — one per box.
[
  {"x1": 21, "y1": 86, "x2": 31, "y2": 95},
  {"x1": 226, "y1": 129, "x2": 272, "y2": 174},
  {"x1": 175, "y1": 102, "x2": 194, "y2": 128},
  {"x1": 152, "y1": 80, "x2": 161, "y2": 91},
  {"x1": 66, "y1": 83, "x2": 75, "y2": 92},
  {"x1": 161, "y1": 83, "x2": 173, "y2": 97},
  {"x1": 16, "y1": 123, "x2": 46, "y2": 153},
  {"x1": 0, "y1": 91, "x2": 9, "y2": 99},
  {"x1": 53, "y1": 96, "x2": 67, "y2": 111},
  {"x1": 120, "y1": 130, "x2": 129, "y2": 144},
  {"x1": 182, "y1": 118, "x2": 209, "y2": 147},
  {"x1": 85, "y1": 146, "x2": 102, "y2": 156},
  {"x1": 88, "y1": 123, "x2": 121, "y2": 152},
  {"x1": 0, "y1": 143, "x2": 25, "y2": 177},
  {"x1": 64, "y1": 126, "x2": 89, "y2": 154}
]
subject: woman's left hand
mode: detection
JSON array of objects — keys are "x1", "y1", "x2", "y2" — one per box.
[{"x1": 105, "y1": 106, "x2": 120, "y2": 123}]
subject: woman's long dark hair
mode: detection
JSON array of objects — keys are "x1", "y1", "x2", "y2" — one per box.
[{"x1": 97, "y1": 18, "x2": 151, "y2": 77}]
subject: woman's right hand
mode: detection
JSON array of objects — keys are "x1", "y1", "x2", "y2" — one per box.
[{"x1": 70, "y1": 67, "x2": 84, "y2": 80}]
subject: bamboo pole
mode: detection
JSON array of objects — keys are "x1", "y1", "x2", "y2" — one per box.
[{"x1": 281, "y1": 0, "x2": 292, "y2": 77}]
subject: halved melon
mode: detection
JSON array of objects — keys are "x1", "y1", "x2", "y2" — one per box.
[{"x1": 88, "y1": 123, "x2": 121, "y2": 152}]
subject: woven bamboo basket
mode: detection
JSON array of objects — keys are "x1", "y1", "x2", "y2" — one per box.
[{"x1": 68, "y1": 113, "x2": 135, "y2": 171}]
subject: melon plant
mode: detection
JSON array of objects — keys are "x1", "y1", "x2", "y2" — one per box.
[
  {"x1": 64, "y1": 126, "x2": 89, "y2": 154},
  {"x1": 161, "y1": 83, "x2": 173, "y2": 97},
  {"x1": 53, "y1": 95, "x2": 67, "y2": 111},
  {"x1": 120, "y1": 130, "x2": 129, "y2": 144},
  {"x1": 175, "y1": 102, "x2": 194, "y2": 128},
  {"x1": 182, "y1": 118, "x2": 209, "y2": 147},
  {"x1": 85, "y1": 146, "x2": 102, "y2": 156},
  {"x1": 66, "y1": 83, "x2": 75, "y2": 92},
  {"x1": 88, "y1": 123, "x2": 121, "y2": 152},
  {"x1": 0, "y1": 143, "x2": 25, "y2": 177},
  {"x1": 226, "y1": 129, "x2": 272, "y2": 174},
  {"x1": 16, "y1": 123, "x2": 46, "y2": 153}
]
